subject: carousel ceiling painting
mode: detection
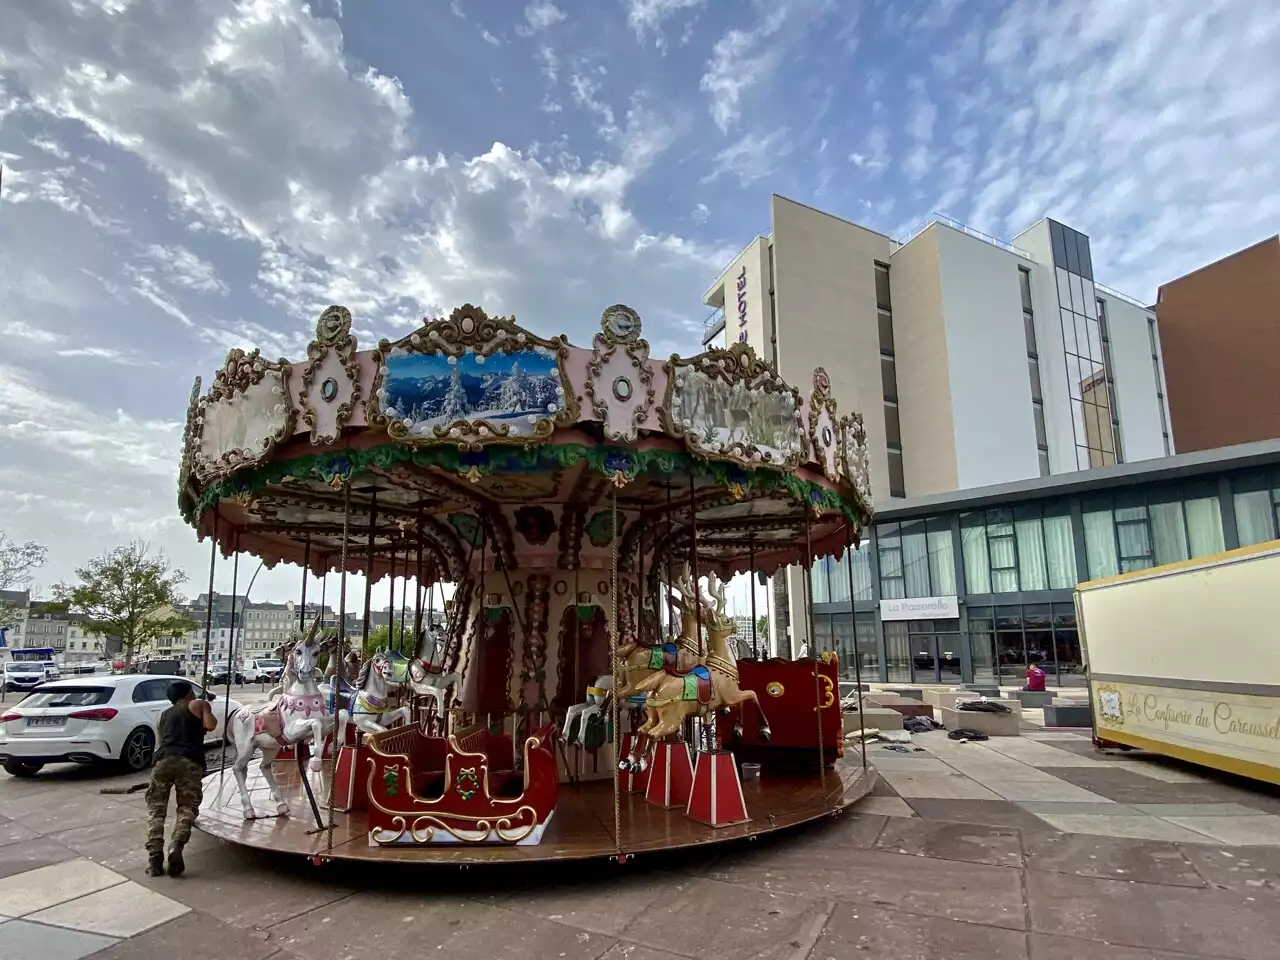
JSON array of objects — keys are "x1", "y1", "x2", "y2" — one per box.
[{"x1": 178, "y1": 303, "x2": 875, "y2": 583}]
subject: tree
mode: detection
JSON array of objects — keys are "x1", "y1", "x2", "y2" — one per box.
[
  {"x1": 756, "y1": 615, "x2": 769, "y2": 641},
  {"x1": 0, "y1": 531, "x2": 48, "y2": 628},
  {"x1": 53, "y1": 541, "x2": 197, "y2": 663},
  {"x1": 364, "y1": 622, "x2": 416, "y2": 660}
]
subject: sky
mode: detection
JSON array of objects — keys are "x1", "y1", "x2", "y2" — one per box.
[{"x1": 1, "y1": 0, "x2": 1277, "y2": 614}]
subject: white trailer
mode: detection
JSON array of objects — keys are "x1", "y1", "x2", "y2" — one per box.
[{"x1": 1076, "y1": 538, "x2": 1280, "y2": 785}]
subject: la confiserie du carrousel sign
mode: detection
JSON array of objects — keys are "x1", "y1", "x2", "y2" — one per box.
[{"x1": 736, "y1": 266, "x2": 748, "y2": 343}]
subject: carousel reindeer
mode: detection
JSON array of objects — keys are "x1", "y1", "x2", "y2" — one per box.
[
  {"x1": 613, "y1": 566, "x2": 720, "y2": 772},
  {"x1": 407, "y1": 626, "x2": 460, "y2": 733},
  {"x1": 635, "y1": 572, "x2": 772, "y2": 743}
]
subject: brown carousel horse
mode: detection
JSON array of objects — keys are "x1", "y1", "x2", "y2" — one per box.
[{"x1": 635, "y1": 573, "x2": 772, "y2": 743}]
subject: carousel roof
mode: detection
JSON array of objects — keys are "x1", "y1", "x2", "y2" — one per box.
[{"x1": 177, "y1": 304, "x2": 874, "y2": 581}]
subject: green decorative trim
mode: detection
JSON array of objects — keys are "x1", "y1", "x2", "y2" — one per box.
[
  {"x1": 183, "y1": 441, "x2": 864, "y2": 525},
  {"x1": 585, "y1": 508, "x2": 624, "y2": 547},
  {"x1": 382, "y1": 764, "x2": 400, "y2": 797}
]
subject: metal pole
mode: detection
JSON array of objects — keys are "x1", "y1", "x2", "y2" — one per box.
[
  {"x1": 362, "y1": 490, "x2": 379, "y2": 655},
  {"x1": 665, "y1": 482, "x2": 674, "y2": 640},
  {"x1": 637, "y1": 506, "x2": 645, "y2": 640},
  {"x1": 200, "y1": 511, "x2": 219, "y2": 690},
  {"x1": 387, "y1": 541, "x2": 397, "y2": 653},
  {"x1": 217, "y1": 541, "x2": 240, "y2": 795},
  {"x1": 688, "y1": 469, "x2": 702, "y2": 659},
  {"x1": 748, "y1": 529, "x2": 758, "y2": 660},
  {"x1": 845, "y1": 521, "x2": 867, "y2": 769},
  {"x1": 414, "y1": 503, "x2": 424, "y2": 645},
  {"x1": 803, "y1": 509, "x2": 825, "y2": 783},
  {"x1": 300, "y1": 533, "x2": 311, "y2": 621}
]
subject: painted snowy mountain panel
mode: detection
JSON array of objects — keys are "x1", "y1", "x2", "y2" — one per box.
[{"x1": 379, "y1": 346, "x2": 566, "y2": 438}]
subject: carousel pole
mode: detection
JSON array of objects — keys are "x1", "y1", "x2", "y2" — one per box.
[
  {"x1": 300, "y1": 532, "x2": 311, "y2": 625},
  {"x1": 361, "y1": 490, "x2": 379, "y2": 656},
  {"x1": 413, "y1": 502, "x2": 424, "y2": 643},
  {"x1": 670, "y1": 478, "x2": 680, "y2": 640},
  {"x1": 687, "y1": 468, "x2": 706, "y2": 753},
  {"x1": 844, "y1": 521, "x2": 867, "y2": 770},
  {"x1": 199, "y1": 510, "x2": 219, "y2": 692},
  {"x1": 609, "y1": 483, "x2": 626, "y2": 863},
  {"x1": 802, "y1": 508, "x2": 826, "y2": 785},
  {"x1": 748, "y1": 529, "x2": 758, "y2": 660},
  {"x1": 322, "y1": 480, "x2": 354, "y2": 848},
  {"x1": 387, "y1": 542, "x2": 397, "y2": 652},
  {"x1": 218, "y1": 539, "x2": 240, "y2": 796},
  {"x1": 688, "y1": 469, "x2": 703, "y2": 659},
  {"x1": 636, "y1": 506, "x2": 645, "y2": 635}
]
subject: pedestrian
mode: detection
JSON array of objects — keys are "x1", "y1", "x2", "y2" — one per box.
[{"x1": 144, "y1": 679, "x2": 215, "y2": 877}]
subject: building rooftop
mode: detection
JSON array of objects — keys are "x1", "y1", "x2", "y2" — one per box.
[{"x1": 875, "y1": 437, "x2": 1280, "y2": 520}]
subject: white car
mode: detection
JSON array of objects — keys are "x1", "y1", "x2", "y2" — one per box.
[
  {"x1": 241, "y1": 658, "x2": 285, "y2": 684},
  {"x1": 0, "y1": 675, "x2": 243, "y2": 777}
]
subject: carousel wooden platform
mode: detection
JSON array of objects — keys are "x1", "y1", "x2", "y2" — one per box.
[{"x1": 194, "y1": 756, "x2": 878, "y2": 865}]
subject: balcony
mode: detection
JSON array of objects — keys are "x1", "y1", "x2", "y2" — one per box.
[{"x1": 702, "y1": 308, "x2": 726, "y2": 346}]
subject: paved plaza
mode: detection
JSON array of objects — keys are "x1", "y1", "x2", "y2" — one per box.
[{"x1": 2, "y1": 725, "x2": 1280, "y2": 960}]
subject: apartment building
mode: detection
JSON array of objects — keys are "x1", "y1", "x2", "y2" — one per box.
[
  {"x1": 1155, "y1": 235, "x2": 1280, "y2": 453},
  {"x1": 702, "y1": 197, "x2": 1174, "y2": 655}
]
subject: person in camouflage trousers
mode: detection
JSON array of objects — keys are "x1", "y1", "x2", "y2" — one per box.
[{"x1": 145, "y1": 681, "x2": 215, "y2": 877}]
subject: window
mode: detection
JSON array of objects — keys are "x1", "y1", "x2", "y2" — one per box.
[
  {"x1": 886, "y1": 448, "x2": 906, "y2": 499},
  {"x1": 881, "y1": 357, "x2": 898, "y2": 402},
  {"x1": 132, "y1": 679, "x2": 171, "y2": 703},
  {"x1": 874, "y1": 263, "x2": 892, "y2": 311},
  {"x1": 961, "y1": 503, "x2": 1077, "y2": 593},
  {"x1": 876, "y1": 261, "x2": 903, "y2": 497},
  {"x1": 1084, "y1": 485, "x2": 1226, "y2": 579},
  {"x1": 1232, "y1": 471, "x2": 1280, "y2": 546},
  {"x1": 1020, "y1": 267, "x2": 1049, "y2": 476},
  {"x1": 1148, "y1": 318, "x2": 1172, "y2": 455},
  {"x1": 878, "y1": 523, "x2": 904, "y2": 599}
]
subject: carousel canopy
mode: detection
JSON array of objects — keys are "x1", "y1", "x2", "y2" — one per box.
[{"x1": 177, "y1": 304, "x2": 874, "y2": 582}]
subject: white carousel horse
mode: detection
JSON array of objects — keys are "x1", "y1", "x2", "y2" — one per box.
[
  {"x1": 336, "y1": 648, "x2": 412, "y2": 745},
  {"x1": 562, "y1": 674, "x2": 613, "y2": 748},
  {"x1": 407, "y1": 628, "x2": 460, "y2": 725},
  {"x1": 225, "y1": 622, "x2": 338, "y2": 819}
]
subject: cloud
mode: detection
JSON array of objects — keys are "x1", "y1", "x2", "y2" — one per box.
[
  {"x1": 520, "y1": 1, "x2": 565, "y2": 34},
  {"x1": 623, "y1": 0, "x2": 706, "y2": 40},
  {"x1": 0, "y1": 0, "x2": 730, "y2": 599},
  {"x1": 705, "y1": 127, "x2": 791, "y2": 186},
  {"x1": 699, "y1": 1, "x2": 835, "y2": 132}
]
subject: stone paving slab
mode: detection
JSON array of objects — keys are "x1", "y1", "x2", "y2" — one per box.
[
  {"x1": 0, "y1": 919, "x2": 119, "y2": 960},
  {"x1": 28, "y1": 879, "x2": 189, "y2": 938}
]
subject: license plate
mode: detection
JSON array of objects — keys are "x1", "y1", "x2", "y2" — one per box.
[{"x1": 26, "y1": 716, "x2": 65, "y2": 727}]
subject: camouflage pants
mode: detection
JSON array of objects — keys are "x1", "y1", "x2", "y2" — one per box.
[{"x1": 145, "y1": 758, "x2": 204, "y2": 855}]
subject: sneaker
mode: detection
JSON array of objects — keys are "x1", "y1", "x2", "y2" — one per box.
[
  {"x1": 166, "y1": 843, "x2": 185, "y2": 878},
  {"x1": 145, "y1": 853, "x2": 165, "y2": 877}
]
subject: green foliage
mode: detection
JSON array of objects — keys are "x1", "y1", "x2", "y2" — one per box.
[
  {"x1": 756, "y1": 615, "x2": 769, "y2": 640},
  {"x1": 52, "y1": 540, "x2": 197, "y2": 662},
  {"x1": 365, "y1": 622, "x2": 416, "y2": 659},
  {"x1": 0, "y1": 531, "x2": 47, "y2": 627}
]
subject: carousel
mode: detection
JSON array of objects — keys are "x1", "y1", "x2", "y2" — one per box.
[{"x1": 178, "y1": 302, "x2": 878, "y2": 865}]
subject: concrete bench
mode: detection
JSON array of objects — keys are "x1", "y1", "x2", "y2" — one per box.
[
  {"x1": 877, "y1": 687, "x2": 923, "y2": 700},
  {"x1": 1043, "y1": 701, "x2": 1093, "y2": 728},
  {"x1": 843, "y1": 707, "x2": 905, "y2": 734},
  {"x1": 862, "y1": 694, "x2": 935, "y2": 719},
  {"x1": 962, "y1": 684, "x2": 1002, "y2": 698},
  {"x1": 940, "y1": 705, "x2": 1020, "y2": 737},
  {"x1": 1009, "y1": 689, "x2": 1055, "y2": 708}
]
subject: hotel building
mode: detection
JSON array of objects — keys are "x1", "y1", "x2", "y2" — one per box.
[{"x1": 701, "y1": 196, "x2": 1183, "y2": 678}]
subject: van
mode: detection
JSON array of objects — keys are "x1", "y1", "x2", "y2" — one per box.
[{"x1": 141, "y1": 659, "x2": 182, "y2": 676}]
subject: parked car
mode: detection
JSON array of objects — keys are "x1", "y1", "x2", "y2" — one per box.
[
  {"x1": 140, "y1": 658, "x2": 182, "y2": 676},
  {"x1": 3, "y1": 661, "x2": 59, "y2": 694},
  {"x1": 206, "y1": 662, "x2": 244, "y2": 686},
  {"x1": 0, "y1": 675, "x2": 243, "y2": 777},
  {"x1": 241, "y1": 658, "x2": 284, "y2": 684}
]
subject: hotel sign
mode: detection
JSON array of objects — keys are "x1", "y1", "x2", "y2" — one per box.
[
  {"x1": 879, "y1": 596, "x2": 959, "y2": 621},
  {"x1": 736, "y1": 266, "x2": 748, "y2": 343}
]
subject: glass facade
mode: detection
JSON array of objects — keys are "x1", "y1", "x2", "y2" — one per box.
[
  {"x1": 876, "y1": 261, "x2": 905, "y2": 498},
  {"x1": 807, "y1": 461, "x2": 1277, "y2": 686},
  {"x1": 1049, "y1": 219, "x2": 1123, "y2": 470}
]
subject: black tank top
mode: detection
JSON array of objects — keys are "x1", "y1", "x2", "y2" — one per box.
[{"x1": 155, "y1": 702, "x2": 207, "y2": 770}]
